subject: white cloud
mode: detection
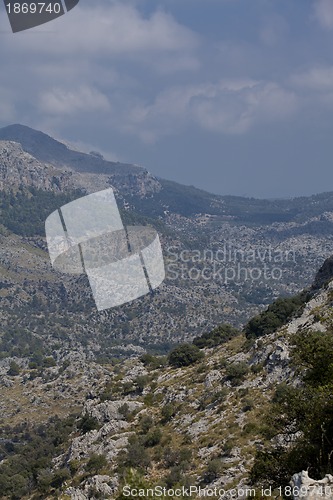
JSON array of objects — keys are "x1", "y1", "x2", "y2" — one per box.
[
  {"x1": 314, "y1": 0, "x2": 333, "y2": 29},
  {"x1": 5, "y1": 3, "x2": 199, "y2": 58},
  {"x1": 122, "y1": 79, "x2": 299, "y2": 142},
  {"x1": 291, "y1": 65, "x2": 333, "y2": 90},
  {"x1": 39, "y1": 85, "x2": 110, "y2": 115}
]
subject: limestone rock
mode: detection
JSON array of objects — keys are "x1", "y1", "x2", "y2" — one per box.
[{"x1": 291, "y1": 470, "x2": 333, "y2": 499}]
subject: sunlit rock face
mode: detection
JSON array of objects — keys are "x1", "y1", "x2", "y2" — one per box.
[{"x1": 291, "y1": 471, "x2": 333, "y2": 499}]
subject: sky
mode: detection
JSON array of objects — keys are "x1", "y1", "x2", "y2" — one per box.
[{"x1": 0, "y1": 0, "x2": 333, "y2": 198}]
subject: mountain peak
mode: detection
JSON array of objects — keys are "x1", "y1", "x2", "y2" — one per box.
[{"x1": 0, "y1": 124, "x2": 162, "y2": 196}]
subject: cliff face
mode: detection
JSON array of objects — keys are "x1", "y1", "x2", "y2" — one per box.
[
  {"x1": 312, "y1": 255, "x2": 333, "y2": 290},
  {"x1": 0, "y1": 141, "x2": 75, "y2": 192},
  {"x1": 0, "y1": 124, "x2": 162, "y2": 197},
  {"x1": 0, "y1": 138, "x2": 164, "y2": 199}
]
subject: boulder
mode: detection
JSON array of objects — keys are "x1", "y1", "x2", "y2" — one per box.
[{"x1": 290, "y1": 470, "x2": 333, "y2": 499}]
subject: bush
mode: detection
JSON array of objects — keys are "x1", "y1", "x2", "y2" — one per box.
[
  {"x1": 193, "y1": 324, "x2": 240, "y2": 348},
  {"x1": 201, "y1": 459, "x2": 222, "y2": 484},
  {"x1": 163, "y1": 447, "x2": 192, "y2": 469},
  {"x1": 225, "y1": 362, "x2": 249, "y2": 385},
  {"x1": 78, "y1": 415, "x2": 100, "y2": 433},
  {"x1": 140, "y1": 354, "x2": 167, "y2": 369},
  {"x1": 119, "y1": 441, "x2": 151, "y2": 470},
  {"x1": 50, "y1": 467, "x2": 71, "y2": 488},
  {"x1": 164, "y1": 466, "x2": 182, "y2": 488},
  {"x1": 161, "y1": 403, "x2": 178, "y2": 423},
  {"x1": 244, "y1": 293, "x2": 308, "y2": 339},
  {"x1": 250, "y1": 329, "x2": 333, "y2": 488},
  {"x1": 86, "y1": 454, "x2": 107, "y2": 474},
  {"x1": 168, "y1": 344, "x2": 204, "y2": 368},
  {"x1": 139, "y1": 415, "x2": 154, "y2": 433},
  {"x1": 143, "y1": 427, "x2": 162, "y2": 447},
  {"x1": 7, "y1": 361, "x2": 20, "y2": 377},
  {"x1": 135, "y1": 375, "x2": 150, "y2": 393},
  {"x1": 43, "y1": 357, "x2": 56, "y2": 368}
]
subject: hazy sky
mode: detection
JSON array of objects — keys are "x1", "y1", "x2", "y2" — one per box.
[{"x1": 1, "y1": 0, "x2": 333, "y2": 198}]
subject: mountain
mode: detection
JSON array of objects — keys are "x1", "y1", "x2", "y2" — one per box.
[
  {"x1": 1, "y1": 124, "x2": 333, "y2": 360},
  {"x1": 0, "y1": 257, "x2": 332, "y2": 499},
  {"x1": 3, "y1": 124, "x2": 333, "y2": 221},
  {"x1": 1, "y1": 124, "x2": 333, "y2": 499},
  {"x1": 0, "y1": 124, "x2": 161, "y2": 198}
]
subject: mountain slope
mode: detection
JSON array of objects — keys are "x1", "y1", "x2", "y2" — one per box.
[
  {"x1": 1, "y1": 129, "x2": 333, "y2": 360},
  {"x1": 1, "y1": 259, "x2": 332, "y2": 499}
]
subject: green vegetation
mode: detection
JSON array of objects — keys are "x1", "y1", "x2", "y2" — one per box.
[
  {"x1": 7, "y1": 361, "x2": 21, "y2": 376},
  {"x1": 251, "y1": 328, "x2": 333, "y2": 488},
  {"x1": 168, "y1": 343, "x2": 204, "y2": 368},
  {"x1": 225, "y1": 362, "x2": 249, "y2": 385},
  {"x1": 244, "y1": 292, "x2": 309, "y2": 339},
  {"x1": 0, "y1": 187, "x2": 82, "y2": 236},
  {"x1": 78, "y1": 414, "x2": 100, "y2": 434},
  {"x1": 86, "y1": 453, "x2": 108, "y2": 474},
  {"x1": 0, "y1": 415, "x2": 76, "y2": 498},
  {"x1": 140, "y1": 353, "x2": 167, "y2": 370},
  {"x1": 193, "y1": 324, "x2": 240, "y2": 348}
]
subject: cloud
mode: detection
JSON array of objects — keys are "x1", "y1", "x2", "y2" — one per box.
[
  {"x1": 291, "y1": 65, "x2": 333, "y2": 90},
  {"x1": 0, "y1": 87, "x2": 16, "y2": 124},
  {"x1": 123, "y1": 79, "x2": 299, "y2": 142},
  {"x1": 313, "y1": 0, "x2": 333, "y2": 29},
  {"x1": 4, "y1": 3, "x2": 199, "y2": 58},
  {"x1": 259, "y1": 14, "x2": 289, "y2": 46},
  {"x1": 39, "y1": 85, "x2": 110, "y2": 115}
]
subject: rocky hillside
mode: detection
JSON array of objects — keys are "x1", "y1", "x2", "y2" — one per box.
[
  {"x1": 1, "y1": 127, "x2": 333, "y2": 360},
  {"x1": 0, "y1": 125, "x2": 161, "y2": 197},
  {"x1": 0, "y1": 258, "x2": 332, "y2": 499}
]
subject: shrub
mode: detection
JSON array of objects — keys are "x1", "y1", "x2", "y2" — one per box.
[
  {"x1": 135, "y1": 375, "x2": 150, "y2": 393},
  {"x1": 78, "y1": 415, "x2": 100, "y2": 434},
  {"x1": 225, "y1": 362, "x2": 249, "y2": 385},
  {"x1": 193, "y1": 324, "x2": 240, "y2": 348},
  {"x1": 120, "y1": 441, "x2": 151, "y2": 470},
  {"x1": 122, "y1": 382, "x2": 135, "y2": 395},
  {"x1": 7, "y1": 361, "x2": 20, "y2": 376},
  {"x1": 201, "y1": 459, "x2": 222, "y2": 484},
  {"x1": 161, "y1": 403, "x2": 178, "y2": 423},
  {"x1": 139, "y1": 415, "x2": 154, "y2": 433},
  {"x1": 244, "y1": 293, "x2": 307, "y2": 339},
  {"x1": 143, "y1": 427, "x2": 162, "y2": 447},
  {"x1": 140, "y1": 354, "x2": 167, "y2": 369},
  {"x1": 164, "y1": 466, "x2": 182, "y2": 488},
  {"x1": 86, "y1": 454, "x2": 107, "y2": 474},
  {"x1": 50, "y1": 468, "x2": 71, "y2": 488},
  {"x1": 118, "y1": 403, "x2": 130, "y2": 419},
  {"x1": 168, "y1": 344, "x2": 204, "y2": 368},
  {"x1": 43, "y1": 357, "x2": 56, "y2": 368},
  {"x1": 250, "y1": 328, "x2": 333, "y2": 488}
]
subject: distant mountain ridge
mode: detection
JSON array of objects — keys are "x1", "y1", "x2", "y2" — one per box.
[
  {"x1": 2, "y1": 124, "x2": 333, "y2": 223},
  {"x1": 0, "y1": 124, "x2": 161, "y2": 198},
  {"x1": 0, "y1": 124, "x2": 144, "y2": 175},
  {"x1": 1, "y1": 122, "x2": 333, "y2": 365}
]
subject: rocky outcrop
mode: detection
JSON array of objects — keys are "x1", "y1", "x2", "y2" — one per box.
[
  {"x1": 312, "y1": 255, "x2": 333, "y2": 290},
  {"x1": 0, "y1": 124, "x2": 162, "y2": 197},
  {"x1": 0, "y1": 141, "x2": 75, "y2": 192},
  {"x1": 65, "y1": 474, "x2": 118, "y2": 499},
  {"x1": 291, "y1": 471, "x2": 333, "y2": 499}
]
